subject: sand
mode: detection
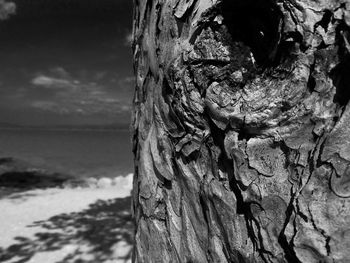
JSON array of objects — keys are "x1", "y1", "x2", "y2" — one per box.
[{"x1": 0, "y1": 174, "x2": 133, "y2": 263}]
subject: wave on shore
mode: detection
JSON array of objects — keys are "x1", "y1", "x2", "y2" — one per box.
[{"x1": 0, "y1": 157, "x2": 134, "y2": 196}]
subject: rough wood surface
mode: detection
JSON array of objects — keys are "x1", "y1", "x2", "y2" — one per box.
[{"x1": 132, "y1": 0, "x2": 350, "y2": 262}]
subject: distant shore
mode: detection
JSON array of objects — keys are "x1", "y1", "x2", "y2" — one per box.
[
  {"x1": 0, "y1": 157, "x2": 133, "y2": 197},
  {"x1": 0, "y1": 154, "x2": 134, "y2": 262},
  {"x1": 0, "y1": 129, "x2": 133, "y2": 182}
]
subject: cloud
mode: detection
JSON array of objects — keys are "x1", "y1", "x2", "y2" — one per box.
[
  {"x1": 0, "y1": 0, "x2": 16, "y2": 20},
  {"x1": 121, "y1": 76, "x2": 135, "y2": 84},
  {"x1": 124, "y1": 31, "x2": 133, "y2": 47},
  {"x1": 31, "y1": 97, "x2": 131, "y2": 115},
  {"x1": 31, "y1": 75, "x2": 76, "y2": 89},
  {"x1": 31, "y1": 101, "x2": 69, "y2": 114},
  {"x1": 29, "y1": 67, "x2": 132, "y2": 116},
  {"x1": 117, "y1": 76, "x2": 135, "y2": 93},
  {"x1": 31, "y1": 67, "x2": 79, "y2": 89}
]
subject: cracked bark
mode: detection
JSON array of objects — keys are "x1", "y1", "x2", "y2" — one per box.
[{"x1": 131, "y1": 0, "x2": 350, "y2": 262}]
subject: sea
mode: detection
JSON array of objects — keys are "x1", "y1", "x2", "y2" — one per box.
[{"x1": 0, "y1": 128, "x2": 134, "y2": 179}]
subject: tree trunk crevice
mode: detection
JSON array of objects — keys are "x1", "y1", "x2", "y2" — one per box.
[{"x1": 132, "y1": 0, "x2": 350, "y2": 262}]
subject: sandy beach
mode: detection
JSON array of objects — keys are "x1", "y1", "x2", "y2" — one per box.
[{"x1": 0, "y1": 174, "x2": 134, "y2": 263}]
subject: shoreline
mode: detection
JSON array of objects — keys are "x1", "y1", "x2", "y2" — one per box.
[
  {"x1": 0, "y1": 157, "x2": 134, "y2": 262},
  {"x1": 0, "y1": 157, "x2": 134, "y2": 197}
]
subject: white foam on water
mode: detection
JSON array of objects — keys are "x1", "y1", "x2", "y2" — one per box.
[
  {"x1": 80, "y1": 173, "x2": 134, "y2": 194},
  {"x1": 112, "y1": 173, "x2": 134, "y2": 190}
]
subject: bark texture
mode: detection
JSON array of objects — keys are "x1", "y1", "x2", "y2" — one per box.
[{"x1": 132, "y1": 0, "x2": 350, "y2": 262}]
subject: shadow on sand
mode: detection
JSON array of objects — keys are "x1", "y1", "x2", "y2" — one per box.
[{"x1": 0, "y1": 196, "x2": 133, "y2": 263}]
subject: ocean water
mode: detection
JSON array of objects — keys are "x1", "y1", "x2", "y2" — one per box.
[{"x1": 0, "y1": 129, "x2": 133, "y2": 179}]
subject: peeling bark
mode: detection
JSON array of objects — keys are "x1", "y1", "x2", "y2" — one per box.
[{"x1": 132, "y1": 0, "x2": 350, "y2": 262}]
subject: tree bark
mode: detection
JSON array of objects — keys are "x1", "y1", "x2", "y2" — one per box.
[{"x1": 131, "y1": 0, "x2": 350, "y2": 262}]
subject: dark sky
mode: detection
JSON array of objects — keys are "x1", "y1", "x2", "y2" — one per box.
[{"x1": 0, "y1": 0, "x2": 134, "y2": 127}]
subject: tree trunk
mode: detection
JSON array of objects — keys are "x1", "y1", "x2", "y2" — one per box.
[{"x1": 131, "y1": 0, "x2": 350, "y2": 262}]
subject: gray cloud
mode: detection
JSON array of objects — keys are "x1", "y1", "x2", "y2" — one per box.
[
  {"x1": 0, "y1": 0, "x2": 133, "y2": 126},
  {"x1": 29, "y1": 67, "x2": 132, "y2": 116},
  {"x1": 124, "y1": 31, "x2": 133, "y2": 47},
  {"x1": 31, "y1": 75, "x2": 76, "y2": 89},
  {"x1": 0, "y1": 0, "x2": 15, "y2": 20}
]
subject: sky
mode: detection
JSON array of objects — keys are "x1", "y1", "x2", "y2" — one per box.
[{"x1": 0, "y1": 0, "x2": 134, "y2": 127}]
